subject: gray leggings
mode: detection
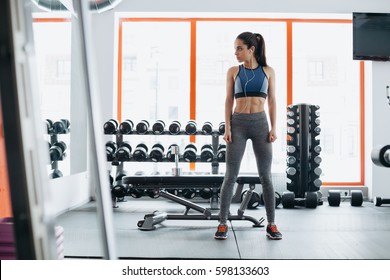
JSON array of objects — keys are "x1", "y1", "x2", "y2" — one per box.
[{"x1": 219, "y1": 111, "x2": 275, "y2": 224}]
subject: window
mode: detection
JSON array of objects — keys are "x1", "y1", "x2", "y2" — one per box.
[{"x1": 118, "y1": 15, "x2": 364, "y2": 184}]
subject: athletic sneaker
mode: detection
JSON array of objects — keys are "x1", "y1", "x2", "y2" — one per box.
[
  {"x1": 266, "y1": 224, "x2": 282, "y2": 240},
  {"x1": 214, "y1": 224, "x2": 228, "y2": 240}
]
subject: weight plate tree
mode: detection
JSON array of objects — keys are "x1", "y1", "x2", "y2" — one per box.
[{"x1": 284, "y1": 104, "x2": 322, "y2": 208}]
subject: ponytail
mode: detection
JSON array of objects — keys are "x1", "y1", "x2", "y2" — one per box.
[{"x1": 253, "y1": 33, "x2": 267, "y2": 66}]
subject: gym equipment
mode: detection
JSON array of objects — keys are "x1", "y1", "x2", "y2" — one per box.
[
  {"x1": 218, "y1": 122, "x2": 226, "y2": 134},
  {"x1": 103, "y1": 119, "x2": 118, "y2": 134},
  {"x1": 200, "y1": 144, "x2": 214, "y2": 162},
  {"x1": 119, "y1": 119, "x2": 134, "y2": 134},
  {"x1": 327, "y1": 190, "x2": 364, "y2": 207},
  {"x1": 182, "y1": 188, "x2": 196, "y2": 199},
  {"x1": 132, "y1": 143, "x2": 149, "y2": 161},
  {"x1": 122, "y1": 175, "x2": 265, "y2": 230},
  {"x1": 49, "y1": 169, "x2": 63, "y2": 179},
  {"x1": 166, "y1": 144, "x2": 179, "y2": 162},
  {"x1": 45, "y1": 119, "x2": 53, "y2": 134},
  {"x1": 371, "y1": 145, "x2": 390, "y2": 168},
  {"x1": 201, "y1": 122, "x2": 213, "y2": 134},
  {"x1": 115, "y1": 141, "x2": 132, "y2": 161},
  {"x1": 217, "y1": 144, "x2": 226, "y2": 162},
  {"x1": 283, "y1": 104, "x2": 323, "y2": 208},
  {"x1": 149, "y1": 143, "x2": 165, "y2": 162},
  {"x1": 111, "y1": 170, "x2": 129, "y2": 207},
  {"x1": 170, "y1": 144, "x2": 181, "y2": 176},
  {"x1": 260, "y1": 191, "x2": 282, "y2": 208},
  {"x1": 52, "y1": 119, "x2": 70, "y2": 134},
  {"x1": 105, "y1": 141, "x2": 117, "y2": 161},
  {"x1": 199, "y1": 187, "x2": 212, "y2": 199},
  {"x1": 168, "y1": 120, "x2": 181, "y2": 135},
  {"x1": 374, "y1": 197, "x2": 390, "y2": 206},
  {"x1": 185, "y1": 120, "x2": 197, "y2": 135},
  {"x1": 152, "y1": 120, "x2": 165, "y2": 134},
  {"x1": 183, "y1": 143, "x2": 197, "y2": 162},
  {"x1": 136, "y1": 120, "x2": 149, "y2": 134},
  {"x1": 49, "y1": 141, "x2": 67, "y2": 161}
]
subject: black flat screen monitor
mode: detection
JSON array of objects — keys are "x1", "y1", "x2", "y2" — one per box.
[{"x1": 353, "y1": 12, "x2": 390, "y2": 61}]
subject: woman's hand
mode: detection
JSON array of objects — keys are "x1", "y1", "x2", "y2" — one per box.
[
  {"x1": 268, "y1": 128, "x2": 277, "y2": 143},
  {"x1": 223, "y1": 130, "x2": 232, "y2": 144}
]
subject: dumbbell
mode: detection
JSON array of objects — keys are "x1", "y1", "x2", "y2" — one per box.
[
  {"x1": 182, "y1": 189, "x2": 196, "y2": 199},
  {"x1": 115, "y1": 141, "x2": 132, "y2": 161},
  {"x1": 217, "y1": 144, "x2": 226, "y2": 162},
  {"x1": 166, "y1": 144, "x2": 179, "y2": 162},
  {"x1": 185, "y1": 120, "x2": 197, "y2": 135},
  {"x1": 119, "y1": 119, "x2": 134, "y2": 134},
  {"x1": 111, "y1": 170, "x2": 129, "y2": 199},
  {"x1": 201, "y1": 122, "x2": 213, "y2": 135},
  {"x1": 241, "y1": 190, "x2": 261, "y2": 209},
  {"x1": 260, "y1": 191, "x2": 282, "y2": 208},
  {"x1": 199, "y1": 188, "x2": 212, "y2": 199},
  {"x1": 52, "y1": 119, "x2": 70, "y2": 134},
  {"x1": 45, "y1": 119, "x2": 53, "y2": 134},
  {"x1": 149, "y1": 143, "x2": 165, "y2": 162},
  {"x1": 49, "y1": 169, "x2": 63, "y2": 179},
  {"x1": 168, "y1": 121, "x2": 181, "y2": 135},
  {"x1": 136, "y1": 120, "x2": 149, "y2": 134},
  {"x1": 183, "y1": 144, "x2": 197, "y2": 162},
  {"x1": 105, "y1": 141, "x2": 117, "y2": 161},
  {"x1": 373, "y1": 197, "x2": 390, "y2": 207},
  {"x1": 146, "y1": 188, "x2": 160, "y2": 199},
  {"x1": 132, "y1": 143, "x2": 149, "y2": 161},
  {"x1": 103, "y1": 119, "x2": 118, "y2": 134},
  {"x1": 218, "y1": 122, "x2": 225, "y2": 134},
  {"x1": 200, "y1": 144, "x2": 214, "y2": 162},
  {"x1": 152, "y1": 120, "x2": 165, "y2": 134},
  {"x1": 49, "y1": 141, "x2": 67, "y2": 161},
  {"x1": 328, "y1": 190, "x2": 363, "y2": 207}
]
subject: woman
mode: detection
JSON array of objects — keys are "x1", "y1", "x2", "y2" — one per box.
[{"x1": 215, "y1": 32, "x2": 282, "y2": 240}]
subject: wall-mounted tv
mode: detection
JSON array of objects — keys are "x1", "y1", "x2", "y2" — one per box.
[{"x1": 353, "y1": 12, "x2": 390, "y2": 61}]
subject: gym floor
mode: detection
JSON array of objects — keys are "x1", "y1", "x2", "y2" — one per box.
[{"x1": 56, "y1": 195, "x2": 390, "y2": 260}]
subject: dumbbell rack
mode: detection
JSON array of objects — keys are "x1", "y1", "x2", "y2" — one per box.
[
  {"x1": 46, "y1": 119, "x2": 70, "y2": 179},
  {"x1": 104, "y1": 121, "x2": 226, "y2": 207},
  {"x1": 284, "y1": 103, "x2": 323, "y2": 208}
]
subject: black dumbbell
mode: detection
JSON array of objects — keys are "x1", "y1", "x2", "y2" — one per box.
[
  {"x1": 49, "y1": 141, "x2": 67, "y2": 161},
  {"x1": 115, "y1": 141, "x2": 132, "y2": 161},
  {"x1": 166, "y1": 144, "x2": 179, "y2": 162},
  {"x1": 328, "y1": 190, "x2": 363, "y2": 207},
  {"x1": 200, "y1": 144, "x2": 214, "y2": 162},
  {"x1": 240, "y1": 190, "x2": 261, "y2": 209},
  {"x1": 373, "y1": 197, "x2": 390, "y2": 206},
  {"x1": 201, "y1": 122, "x2": 213, "y2": 134},
  {"x1": 49, "y1": 169, "x2": 63, "y2": 179},
  {"x1": 218, "y1": 122, "x2": 225, "y2": 134},
  {"x1": 182, "y1": 189, "x2": 196, "y2": 199},
  {"x1": 146, "y1": 188, "x2": 160, "y2": 199},
  {"x1": 260, "y1": 191, "x2": 282, "y2": 208},
  {"x1": 133, "y1": 143, "x2": 149, "y2": 161},
  {"x1": 52, "y1": 119, "x2": 70, "y2": 134},
  {"x1": 152, "y1": 120, "x2": 165, "y2": 134},
  {"x1": 119, "y1": 119, "x2": 134, "y2": 134},
  {"x1": 103, "y1": 119, "x2": 118, "y2": 134},
  {"x1": 136, "y1": 120, "x2": 149, "y2": 134},
  {"x1": 149, "y1": 143, "x2": 165, "y2": 162},
  {"x1": 111, "y1": 170, "x2": 129, "y2": 199},
  {"x1": 217, "y1": 144, "x2": 226, "y2": 162},
  {"x1": 199, "y1": 188, "x2": 212, "y2": 199},
  {"x1": 105, "y1": 141, "x2": 117, "y2": 161},
  {"x1": 185, "y1": 120, "x2": 197, "y2": 135},
  {"x1": 168, "y1": 121, "x2": 181, "y2": 135},
  {"x1": 183, "y1": 144, "x2": 197, "y2": 162},
  {"x1": 45, "y1": 119, "x2": 53, "y2": 134}
]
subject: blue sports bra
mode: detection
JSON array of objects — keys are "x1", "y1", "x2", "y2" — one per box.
[{"x1": 234, "y1": 64, "x2": 269, "y2": 99}]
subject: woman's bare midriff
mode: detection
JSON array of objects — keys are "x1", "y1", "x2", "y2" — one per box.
[{"x1": 233, "y1": 96, "x2": 266, "y2": 114}]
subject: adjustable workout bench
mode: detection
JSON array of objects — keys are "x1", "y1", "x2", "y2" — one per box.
[{"x1": 122, "y1": 175, "x2": 265, "y2": 230}]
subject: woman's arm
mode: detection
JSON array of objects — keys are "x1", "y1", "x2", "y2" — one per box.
[
  {"x1": 224, "y1": 66, "x2": 236, "y2": 143},
  {"x1": 266, "y1": 66, "x2": 277, "y2": 143}
]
